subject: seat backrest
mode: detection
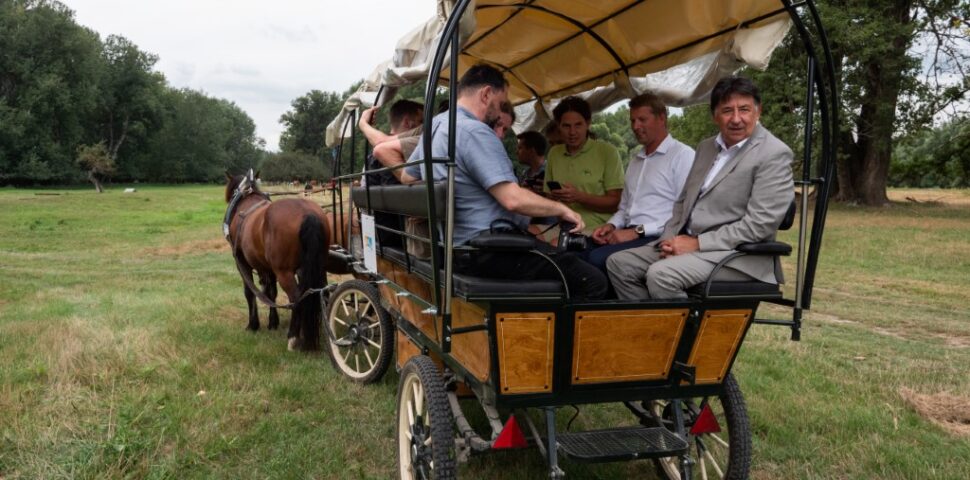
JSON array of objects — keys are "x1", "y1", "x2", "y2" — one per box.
[
  {"x1": 350, "y1": 182, "x2": 447, "y2": 219},
  {"x1": 779, "y1": 199, "x2": 797, "y2": 231}
]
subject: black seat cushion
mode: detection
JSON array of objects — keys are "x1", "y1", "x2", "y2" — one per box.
[
  {"x1": 379, "y1": 247, "x2": 563, "y2": 298},
  {"x1": 687, "y1": 281, "x2": 781, "y2": 297},
  {"x1": 351, "y1": 183, "x2": 446, "y2": 218}
]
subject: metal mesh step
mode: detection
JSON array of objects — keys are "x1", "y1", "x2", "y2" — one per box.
[{"x1": 557, "y1": 426, "x2": 688, "y2": 463}]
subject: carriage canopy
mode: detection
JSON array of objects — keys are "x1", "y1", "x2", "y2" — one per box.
[{"x1": 325, "y1": 0, "x2": 792, "y2": 146}]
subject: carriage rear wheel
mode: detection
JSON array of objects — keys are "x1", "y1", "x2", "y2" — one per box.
[
  {"x1": 324, "y1": 280, "x2": 393, "y2": 384},
  {"x1": 397, "y1": 355, "x2": 456, "y2": 480},
  {"x1": 650, "y1": 374, "x2": 751, "y2": 480}
]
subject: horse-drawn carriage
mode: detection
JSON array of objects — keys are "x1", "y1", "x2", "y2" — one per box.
[{"x1": 318, "y1": 1, "x2": 839, "y2": 478}]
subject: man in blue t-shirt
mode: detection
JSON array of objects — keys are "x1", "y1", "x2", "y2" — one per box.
[{"x1": 400, "y1": 64, "x2": 607, "y2": 300}]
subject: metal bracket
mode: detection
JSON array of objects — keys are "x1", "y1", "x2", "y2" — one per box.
[{"x1": 671, "y1": 362, "x2": 696, "y2": 385}]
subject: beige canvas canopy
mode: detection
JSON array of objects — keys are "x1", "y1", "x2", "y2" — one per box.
[{"x1": 325, "y1": 0, "x2": 792, "y2": 147}]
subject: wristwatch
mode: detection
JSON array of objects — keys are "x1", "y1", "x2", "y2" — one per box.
[{"x1": 634, "y1": 224, "x2": 646, "y2": 238}]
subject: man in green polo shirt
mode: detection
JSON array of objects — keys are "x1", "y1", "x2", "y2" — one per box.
[{"x1": 544, "y1": 96, "x2": 624, "y2": 234}]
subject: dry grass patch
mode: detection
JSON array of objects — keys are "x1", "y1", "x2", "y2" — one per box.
[
  {"x1": 899, "y1": 387, "x2": 970, "y2": 437},
  {"x1": 888, "y1": 189, "x2": 970, "y2": 206},
  {"x1": 145, "y1": 238, "x2": 228, "y2": 258}
]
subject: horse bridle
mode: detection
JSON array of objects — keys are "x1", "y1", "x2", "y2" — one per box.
[{"x1": 223, "y1": 170, "x2": 270, "y2": 242}]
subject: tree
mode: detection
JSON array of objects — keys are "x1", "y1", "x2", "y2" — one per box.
[
  {"x1": 747, "y1": 0, "x2": 970, "y2": 205},
  {"x1": 259, "y1": 151, "x2": 327, "y2": 182},
  {"x1": 94, "y1": 35, "x2": 164, "y2": 176},
  {"x1": 75, "y1": 142, "x2": 113, "y2": 192},
  {"x1": 591, "y1": 106, "x2": 637, "y2": 165},
  {"x1": 278, "y1": 90, "x2": 344, "y2": 156},
  {"x1": 134, "y1": 88, "x2": 264, "y2": 182},
  {"x1": 891, "y1": 115, "x2": 970, "y2": 187},
  {"x1": 0, "y1": 0, "x2": 103, "y2": 184}
]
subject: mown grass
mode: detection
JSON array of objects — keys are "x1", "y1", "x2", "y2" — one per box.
[{"x1": 1, "y1": 185, "x2": 968, "y2": 479}]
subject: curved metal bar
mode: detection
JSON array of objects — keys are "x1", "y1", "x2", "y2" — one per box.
[
  {"x1": 422, "y1": 0, "x2": 474, "y2": 316},
  {"x1": 800, "y1": 0, "x2": 840, "y2": 309},
  {"x1": 781, "y1": 0, "x2": 838, "y2": 314},
  {"x1": 462, "y1": 0, "x2": 538, "y2": 52},
  {"x1": 701, "y1": 252, "x2": 747, "y2": 298},
  {"x1": 476, "y1": 3, "x2": 630, "y2": 76},
  {"x1": 540, "y1": 5, "x2": 792, "y2": 102}
]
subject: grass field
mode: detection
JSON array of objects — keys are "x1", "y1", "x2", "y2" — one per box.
[{"x1": 1, "y1": 185, "x2": 968, "y2": 479}]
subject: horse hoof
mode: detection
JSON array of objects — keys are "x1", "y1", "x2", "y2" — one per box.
[{"x1": 287, "y1": 337, "x2": 300, "y2": 351}]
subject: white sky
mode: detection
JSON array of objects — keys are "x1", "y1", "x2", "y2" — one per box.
[{"x1": 63, "y1": 0, "x2": 430, "y2": 151}]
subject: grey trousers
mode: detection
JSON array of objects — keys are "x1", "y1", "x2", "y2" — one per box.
[{"x1": 606, "y1": 245, "x2": 753, "y2": 300}]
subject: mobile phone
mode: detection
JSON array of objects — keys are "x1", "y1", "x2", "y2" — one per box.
[{"x1": 546, "y1": 181, "x2": 562, "y2": 190}]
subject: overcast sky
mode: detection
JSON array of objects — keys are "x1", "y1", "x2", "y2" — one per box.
[{"x1": 63, "y1": 0, "x2": 430, "y2": 151}]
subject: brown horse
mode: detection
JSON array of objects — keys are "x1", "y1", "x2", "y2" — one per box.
[{"x1": 224, "y1": 171, "x2": 329, "y2": 351}]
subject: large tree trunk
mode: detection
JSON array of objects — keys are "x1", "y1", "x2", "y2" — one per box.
[{"x1": 834, "y1": 0, "x2": 914, "y2": 206}]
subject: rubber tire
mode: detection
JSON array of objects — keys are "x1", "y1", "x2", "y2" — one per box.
[
  {"x1": 397, "y1": 355, "x2": 457, "y2": 480},
  {"x1": 324, "y1": 279, "x2": 394, "y2": 384},
  {"x1": 652, "y1": 374, "x2": 751, "y2": 480}
]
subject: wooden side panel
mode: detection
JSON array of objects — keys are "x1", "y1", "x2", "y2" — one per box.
[
  {"x1": 449, "y1": 300, "x2": 490, "y2": 382},
  {"x1": 571, "y1": 309, "x2": 688, "y2": 385},
  {"x1": 396, "y1": 329, "x2": 421, "y2": 370},
  {"x1": 687, "y1": 309, "x2": 752, "y2": 384},
  {"x1": 376, "y1": 258, "x2": 400, "y2": 310},
  {"x1": 496, "y1": 312, "x2": 555, "y2": 395}
]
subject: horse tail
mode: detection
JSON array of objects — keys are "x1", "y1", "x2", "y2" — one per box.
[{"x1": 297, "y1": 214, "x2": 326, "y2": 350}]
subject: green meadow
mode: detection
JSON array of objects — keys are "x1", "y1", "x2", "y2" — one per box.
[{"x1": 1, "y1": 185, "x2": 968, "y2": 479}]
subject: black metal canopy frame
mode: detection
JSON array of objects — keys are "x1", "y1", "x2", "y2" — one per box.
[{"x1": 333, "y1": 0, "x2": 839, "y2": 342}]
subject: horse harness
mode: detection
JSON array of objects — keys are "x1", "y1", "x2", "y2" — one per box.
[{"x1": 224, "y1": 179, "x2": 322, "y2": 309}]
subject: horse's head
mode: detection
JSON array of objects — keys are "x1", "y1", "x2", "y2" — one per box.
[{"x1": 224, "y1": 170, "x2": 262, "y2": 203}]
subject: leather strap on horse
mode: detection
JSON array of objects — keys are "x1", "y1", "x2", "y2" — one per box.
[{"x1": 226, "y1": 197, "x2": 324, "y2": 310}]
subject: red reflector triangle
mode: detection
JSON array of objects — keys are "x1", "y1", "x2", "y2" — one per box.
[
  {"x1": 493, "y1": 414, "x2": 528, "y2": 449},
  {"x1": 689, "y1": 405, "x2": 722, "y2": 435}
]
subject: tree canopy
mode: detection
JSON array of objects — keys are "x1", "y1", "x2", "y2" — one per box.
[{"x1": 0, "y1": 0, "x2": 263, "y2": 187}]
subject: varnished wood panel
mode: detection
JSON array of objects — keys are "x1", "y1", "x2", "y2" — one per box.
[
  {"x1": 496, "y1": 312, "x2": 555, "y2": 394},
  {"x1": 376, "y1": 258, "x2": 400, "y2": 310},
  {"x1": 571, "y1": 309, "x2": 688, "y2": 385},
  {"x1": 396, "y1": 329, "x2": 421, "y2": 371},
  {"x1": 450, "y1": 300, "x2": 490, "y2": 382},
  {"x1": 687, "y1": 309, "x2": 752, "y2": 384}
]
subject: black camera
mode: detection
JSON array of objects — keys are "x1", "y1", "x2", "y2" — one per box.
[{"x1": 557, "y1": 222, "x2": 589, "y2": 253}]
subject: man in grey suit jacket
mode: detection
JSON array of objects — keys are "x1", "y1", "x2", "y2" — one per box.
[{"x1": 607, "y1": 76, "x2": 794, "y2": 300}]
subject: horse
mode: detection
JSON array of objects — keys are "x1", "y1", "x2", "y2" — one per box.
[{"x1": 223, "y1": 170, "x2": 329, "y2": 351}]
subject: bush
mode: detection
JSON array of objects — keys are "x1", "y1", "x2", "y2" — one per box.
[{"x1": 891, "y1": 117, "x2": 970, "y2": 188}]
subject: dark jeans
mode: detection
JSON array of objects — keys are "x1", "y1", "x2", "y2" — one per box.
[
  {"x1": 584, "y1": 235, "x2": 658, "y2": 273},
  {"x1": 455, "y1": 250, "x2": 608, "y2": 301}
]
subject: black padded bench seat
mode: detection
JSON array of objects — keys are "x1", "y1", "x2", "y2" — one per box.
[
  {"x1": 687, "y1": 281, "x2": 782, "y2": 298},
  {"x1": 379, "y1": 246, "x2": 564, "y2": 299},
  {"x1": 351, "y1": 183, "x2": 446, "y2": 218}
]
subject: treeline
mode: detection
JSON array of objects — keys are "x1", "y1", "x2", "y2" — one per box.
[{"x1": 0, "y1": 0, "x2": 262, "y2": 187}]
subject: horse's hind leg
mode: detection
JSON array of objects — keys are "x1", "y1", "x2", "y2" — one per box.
[
  {"x1": 277, "y1": 272, "x2": 301, "y2": 350},
  {"x1": 262, "y1": 274, "x2": 280, "y2": 330}
]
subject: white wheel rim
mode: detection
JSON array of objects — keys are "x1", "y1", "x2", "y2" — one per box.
[
  {"x1": 328, "y1": 288, "x2": 383, "y2": 379},
  {"x1": 399, "y1": 371, "x2": 433, "y2": 480},
  {"x1": 651, "y1": 399, "x2": 731, "y2": 480}
]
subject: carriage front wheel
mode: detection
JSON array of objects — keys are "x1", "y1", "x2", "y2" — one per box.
[
  {"x1": 397, "y1": 355, "x2": 457, "y2": 480},
  {"x1": 324, "y1": 280, "x2": 393, "y2": 384},
  {"x1": 650, "y1": 373, "x2": 751, "y2": 480}
]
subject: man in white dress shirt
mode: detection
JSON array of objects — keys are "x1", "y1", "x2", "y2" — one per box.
[{"x1": 585, "y1": 93, "x2": 694, "y2": 272}]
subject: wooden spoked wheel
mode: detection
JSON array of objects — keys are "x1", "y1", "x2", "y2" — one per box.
[
  {"x1": 397, "y1": 355, "x2": 456, "y2": 480},
  {"x1": 324, "y1": 280, "x2": 393, "y2": 384},
  {"x1": 650, "y1": 374, "x2": 751, "y2": 480}
]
